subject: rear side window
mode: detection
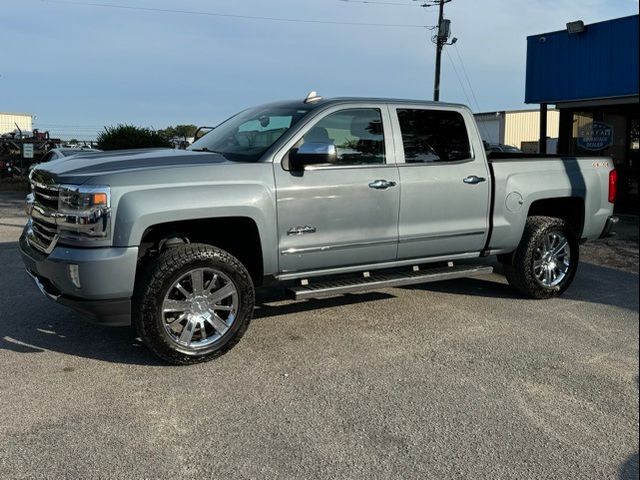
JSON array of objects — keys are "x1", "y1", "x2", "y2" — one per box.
[{"x1": 397, "y1": 109, "x2": 471, "y2": 163}]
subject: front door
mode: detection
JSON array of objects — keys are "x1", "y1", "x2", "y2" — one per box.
[
  {"x1": 390, "y1": 106, "x2": 491, "y2": 259},
  {"x1": 274, "y1": 106, "x2": 400, "y2": 274}
]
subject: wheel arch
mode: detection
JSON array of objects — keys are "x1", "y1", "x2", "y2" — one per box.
[
  {"x1": 527, "y1": 196, "x2": 585, "y2": 239},
  {"x1": 138, "y1": 217, "x2": 265, "y2": 285}
]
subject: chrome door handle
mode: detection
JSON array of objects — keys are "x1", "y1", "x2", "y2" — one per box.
[
  {"x1": 287, "y1": 225, "x2": 317, "y2": 236},
  {"x1": 369, "y1": 179, "x2": 397, "y2": 189},
  {"x1": 463, "y1": 175, "x2": 486, "y2": 185}
]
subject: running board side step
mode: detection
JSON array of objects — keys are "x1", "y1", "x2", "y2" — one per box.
[{"x1": 287, "y1": 265, "x2": 493, "y2": 300}]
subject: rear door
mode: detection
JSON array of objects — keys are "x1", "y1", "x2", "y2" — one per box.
[
  {"x1": 390, "y1": 105, "x2": 491, "y2": 259},
  {"x1": 274, "y1": 105, "x2": 400, "y2": 274}
]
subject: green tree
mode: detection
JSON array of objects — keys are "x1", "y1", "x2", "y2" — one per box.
[
  {"x1": 159, "y1": 124, "x2": 198, "y2": 142},
  {"x1": 96, "y1": 124, "x2": 172, "y2": 151}
]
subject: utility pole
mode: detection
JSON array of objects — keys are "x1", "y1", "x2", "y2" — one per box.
[{"x1": 431, "y1": 0, "x2": 453, "y2": 101}]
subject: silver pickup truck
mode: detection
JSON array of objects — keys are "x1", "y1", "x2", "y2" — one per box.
[{"x1": 19, "y1": 94, "x2": 618, "y2": 364}]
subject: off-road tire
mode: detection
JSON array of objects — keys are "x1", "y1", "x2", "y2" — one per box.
[
  {"x1": 503, "y1": 216, "x2": 579, "y2": 299},
  {"x1": 133, "y1": 243, "x2": 254, "y2": 365}
]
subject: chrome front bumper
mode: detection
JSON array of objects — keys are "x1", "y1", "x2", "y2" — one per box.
[{"x1": 26, "y1": 269, "x2": 60, "y2": 302}]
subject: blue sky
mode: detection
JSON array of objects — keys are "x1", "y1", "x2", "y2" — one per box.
[{"x1": 1, "y1": 0, "x2": 637, "y2": 140}]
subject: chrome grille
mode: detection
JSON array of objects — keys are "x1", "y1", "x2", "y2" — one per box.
[
  {"x1": 27, "y1": 175, "x2": 60, "y2": 253},
  {"x1": 31, "y1": 214, "x2": 57, "y2": 250},
  {"x1": 32, "y1": 183, "x2": 60, "y2": 210}
]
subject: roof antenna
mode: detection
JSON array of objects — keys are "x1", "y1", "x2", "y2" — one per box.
[{"x1": 304, "y1": 91, "x2": 322, "y2": 103}]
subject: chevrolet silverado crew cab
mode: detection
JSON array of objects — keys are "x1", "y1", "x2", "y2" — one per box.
[{"x1": 20, "y1": 93, "x2": 618, "y2": 365}]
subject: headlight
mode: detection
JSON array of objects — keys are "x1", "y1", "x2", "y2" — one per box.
[{"x1": 57, "y1": 185, "x2": 111, "y2": 240}]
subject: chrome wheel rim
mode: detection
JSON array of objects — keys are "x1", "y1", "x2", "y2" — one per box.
[
  {"x1": 162, "y1": 268, "x2": 238, "y2": 350},
  {"x1": 533, "y1": 231, "x2": 571, "y2": 288}
]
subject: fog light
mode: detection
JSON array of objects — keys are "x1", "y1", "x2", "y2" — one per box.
[{"x1": 68, "y1": 264, "x2": 81, "y2": 288}]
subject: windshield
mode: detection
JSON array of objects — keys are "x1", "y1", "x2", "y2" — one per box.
[{"x1": 188, "y1": 105, "x2": 312, "y2": 162}]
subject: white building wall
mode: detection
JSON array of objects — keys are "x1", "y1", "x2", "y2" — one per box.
[
  {"x1": 504, "y1": 110, "x2": 559, "y2": 149},
  {"x1": 475, "y1": 109, "x2": 560, "y2": 152},
  {"x1": 474, "y1": 113, "x2": 504, "y2": 143},
  {"x1": 0, "y1": 112, "x2": 33, "y2": 135}
]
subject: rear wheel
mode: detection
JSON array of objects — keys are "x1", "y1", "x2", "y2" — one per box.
[
  {"x1": 503, "y1": 216, "x2": 579, "y2": 299},
  {"x1": 134, "y1": 243, "x2": 254, "y2": 365}
]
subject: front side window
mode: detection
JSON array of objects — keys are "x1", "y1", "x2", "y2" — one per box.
[
  {"x1": 189, "y1": 105, "x2": 312, "y2": 162},
  {"x1": 397, "y1": 109, "x2": 471, "y2": 163},
  {"x1": 299, "y1": 108, "x2": 385, "y2": 166}
]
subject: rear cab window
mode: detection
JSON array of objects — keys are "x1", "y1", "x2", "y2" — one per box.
[{"x1": 395, "y1": 108, "x2": 471, "y2": 163}]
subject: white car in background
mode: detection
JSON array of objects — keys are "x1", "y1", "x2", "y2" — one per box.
[{"x1": 29, "y1": 147, "x2": 103, "y2": 172}]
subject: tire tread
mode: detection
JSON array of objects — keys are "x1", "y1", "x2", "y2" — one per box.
[
  {"x1": 133, "y1": 243, "x2": 254, "y2": 365},
  {"x1": 503, "y1": 216, "x2": 579, "y2": 299}
]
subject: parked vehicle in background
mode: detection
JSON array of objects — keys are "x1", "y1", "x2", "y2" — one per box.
[
  {"x1": 20, "y1": 94, "x2": 618, "y2": 365},
  {"x1": 39, "y1": 147, "x2": 103, "y2": 163},
  {"x1": 487, "y1": 143, "x2": 522, "y2": 153}
]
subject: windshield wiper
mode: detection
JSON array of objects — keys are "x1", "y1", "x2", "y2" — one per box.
[{"x1": 191, "y1": 147, "x2": 225, "y2": 155}]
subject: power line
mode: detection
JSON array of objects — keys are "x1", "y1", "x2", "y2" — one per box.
[
  {"x1": 38, "y1": 0, "x2": 428, "y2": 28},
  {"x1": 453, "y1": 43, "x2": 482, "y2": 113},
  {"x1": 337, "y1": 0, "x2": 429, "y2": 7},
  {"x1": 443, "y1": 48, "x2": 473, "y2": 108},
  {"x1": 444, "y1": 48, "x2": 491, "y2": 140}
]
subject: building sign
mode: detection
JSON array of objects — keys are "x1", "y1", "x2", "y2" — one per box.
[
  {"x1": 577, "y1": 122, "x2": 613, "y2": 151},
  {"x1": 22, "y1": 143, "x2": 34, "y2": 159}
]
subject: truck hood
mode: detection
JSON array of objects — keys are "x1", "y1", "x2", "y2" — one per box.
[{"x1": 33, "y1": 148, "x2": 230, "y2": 184}]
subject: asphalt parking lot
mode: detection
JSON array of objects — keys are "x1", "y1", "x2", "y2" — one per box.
[{"x1": 0, "y1": 191, "x2": 638, "y2": 480}]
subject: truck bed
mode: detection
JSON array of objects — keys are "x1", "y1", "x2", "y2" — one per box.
[{"x1": 486, "y1": 154, "x2": 614, "y2": 254}]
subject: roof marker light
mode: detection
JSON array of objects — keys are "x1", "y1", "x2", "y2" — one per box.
[{"x1": 304, "y1": 91, "x2": 322, "y2": 103}]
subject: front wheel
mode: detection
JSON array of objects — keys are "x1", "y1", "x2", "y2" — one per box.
[
  {"x1": 503, "y1": 216, "x2": 579, "y2": 299},
  {"x1": 134, "y1": 244, "x2": 255, "y2": 365}
]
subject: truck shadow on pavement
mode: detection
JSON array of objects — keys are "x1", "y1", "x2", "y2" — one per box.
[
  {"x1": 1, "y1": 239, "x2": 637, "y2": 365},
  {"x1": 0, "y1": 291, "x2": 395, "y2": 366},
  {"x1": 410, "y1": 261, "x2": 639, "y2": 313},
  {"x1": 620, "y1": 453, "x2": 640, "y2": 480},
  {"x1": 1, "y1": 239, "x2": 398, "y2": 364},
  {"x1": 254, "y1": 290, "x2": 394, "y2": 319}
]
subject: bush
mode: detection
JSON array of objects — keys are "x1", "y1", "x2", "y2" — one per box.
[{"x1": 96, "y1": 124, "x2": 172, "y2": 151}]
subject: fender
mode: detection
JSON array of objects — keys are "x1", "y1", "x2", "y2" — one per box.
[{"x1": 111, "y1": 182, "x2": 278, "y2": 276}]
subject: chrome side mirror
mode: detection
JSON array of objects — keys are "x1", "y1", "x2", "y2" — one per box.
[{"x1": 288, "y1": 143, "x2": 337, "y2": 171}]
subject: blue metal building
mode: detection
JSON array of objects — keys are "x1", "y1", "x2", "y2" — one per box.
[{"x1": 525, "y1": 15, "x2": 639, "y2": 212}]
